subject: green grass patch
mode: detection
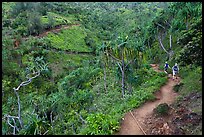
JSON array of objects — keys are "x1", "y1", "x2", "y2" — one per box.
[
  {"x1": 46, "y1": 51, "x2": 93, "y2": 78},
  {"x1": 47, "y1": 26, "x2": 92, "y2": 52},
  {"x1": 41, "y1": 12, "x2": 76, "y2": 27}
]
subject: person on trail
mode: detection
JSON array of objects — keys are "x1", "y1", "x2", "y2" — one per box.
[
  {"x1": 164, "y1": 61, "x2": 170, "y2": 74},
  {"x1": 172, "y1": 63, "x2": 179, "y2": 80}
]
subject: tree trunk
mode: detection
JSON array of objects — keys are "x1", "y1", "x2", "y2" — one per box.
[
  {"x1": 17, "y1": 55, "x2": 23, "y2": 67},
  {"x1": 186, "y1": 16, "x2": 189, "y2": 30},
  {"x1": 169, "y1": 50, "x2": 174, "y2": 60},
  {"x1": 103, "y1": 62, "x2": 107, "y2": 93},
  {"x1": 121, "y1": 51, "x2": 125, "y2": 98},
  {"x1": 128, "y1": 83, "x2": 133, "y2": 95},
  {"x1": 158, "y1": 35, "x2": 169, "y2": 54},
  {"x1": 169, "y1": 34, "x2": 174, "y2": 60},
  {"x1": 169, "y1": 35, "x2": 172, "y2": 50}
]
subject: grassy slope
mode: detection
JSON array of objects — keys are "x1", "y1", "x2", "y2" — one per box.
[
  {"x1": 47, "y1": 51, "x2": 93, "y2": 77},
  {"x1": 41, "y1": 12, "x2": 77, "y2": 26},
  {"x1": 46, "y1": 26, "x2": 92, "y2": 52}
]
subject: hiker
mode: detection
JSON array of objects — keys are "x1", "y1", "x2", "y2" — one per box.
[
  {"x1": 172, "y1": 63, "x2": 179, "y2": 80},
  {"x1": 164, "y1": 61, "x2": 170, "y2": 74}
]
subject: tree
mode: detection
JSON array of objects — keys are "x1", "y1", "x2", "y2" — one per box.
[
  {"x1": 27, "y1": 12, "x2": 43, "y2": 35},
  {"x1": 97, "y1": 42, "x2": 109, "y2": 93},
  {"x1": 2, "y1": 56, "x2": 48, "y2": 135},
  {"x1": 106, "y1": 36, "x2": 136, "y2": 98}
]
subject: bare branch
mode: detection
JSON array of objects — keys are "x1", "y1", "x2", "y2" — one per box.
[
  {"x1": 12, "y1": 117, "x2": 19, "y2": 132},
  {"x1": 169, "y1": 34, "x2": 172, "y2": 49},
  {"x1": 165, "y1": 20, "x2": 172, "y2": 28},
  {"x1": 75, "y1": 112, "x2": 86, "y2": 124},
  {"x1": 5, "y1": 70, "x2": 41, "y2": 133},
  {"x1": 7, "y1": 117, "x2": 15, "y2": 128},
  {"x1": 72, "y1": 124, "x2": 76, "y2": 134},
  {"x1": 53, "y1": 115, "x2": 58, "y2": 123},
  {"x1": 43, "y1": 130, "x2": 49, "y2": 135},
  {"x1": 155, "y1": 23, "x2": 166, "y2": 29},
  {"x1": 117, "y1": 62, "x2": 123, "y2": 73},
  {"x1": 103, "y1": 63, "x2": 107, "y2": 93},
  {"x1": 13, "y1": 89, "x2": 23, "y2": 128},
  {"x1": 105, "y1": 51, "x2": 122, "y2": 62},
  {"x1": 4, "y1": 58, "x2": 47, "y2": 134},
  {"x1": 158, "y1": 35, "x2": 169, "y2": 54},
  {"x1": 118, "y1": 42, "x2": 128, "y2": 48},
  {"x1": 4, "y1": 114, "x2": 21, "y2": 134},
  {"x1": 6, "y1": 117, "x2": 16, "y2": 135},
  {"x1": 14, "y1": 71, "x2": 40, "y2": 91},
  {"x1": 125, "y1": 59, "x2": 136, "y2": 68},
  {"x1": 4, "y1": 114, "x2": 19, "y2": 119},
  {"x1": 50, "y1": 111, "x2": 53, "y2": 124}
]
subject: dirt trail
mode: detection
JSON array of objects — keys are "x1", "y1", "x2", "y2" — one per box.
[
  {"x1": 116, "y1": 64, "x2": 180, "y2": 135},
  {"x1": 36, "y1": 24, "x2": 80, "y2": 38},
  {"x1": 25, "y1": 24, "x2": 80, "y2": 40}
]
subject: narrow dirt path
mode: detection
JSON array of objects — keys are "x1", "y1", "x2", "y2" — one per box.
[
  {"x1": 116, "y1": 64, "x2": 180, "y2": 135},
  {"x1": 13, "y1": 23, "x2": 95, "y2": 56},
  {"x1": 24, "y1": 24, "x2": 80, "y2": 40},
  {"x1": 14, "y1": 24, "x2": 80, "y2": 48}
]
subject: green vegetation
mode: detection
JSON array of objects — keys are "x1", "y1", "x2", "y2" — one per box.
[
  {"x1": 41, "y1": 12, "x2": 75, "y2": 28},
  {"x1": 47, "y1": 26, "x2": 92, "y2": 52},
  {"x1": 177, "y1": 65, "x2": 202, "y2": 96},
  {"x1": 154, "y1": 103, "x2": 170, "y2": 116},
  {"x1": 2, "y1": 2, "x2": 202, "y2": 135},
  {"x1": 46, "y1": 51, "x2": 93, "y2": 77}
]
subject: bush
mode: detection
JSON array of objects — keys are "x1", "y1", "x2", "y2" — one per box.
[
  {"x1": 173, "y1": 82, "x2": 184, "y2": 92},
  {"x1": 176, "y1": 16, "x2": 202, "y2": 66},
  {"x1": 154, "y1": 103, "x2": 170, "y2": 115},
  {"x1": 80, "y1": 113, "x2": 119, "y2": 135},
  {"x1": 58, "y1": 66, "x2": 102, "y2": 93},
  {"x1": 27, "y1": 12, "x2": 43, "y2": 35}
]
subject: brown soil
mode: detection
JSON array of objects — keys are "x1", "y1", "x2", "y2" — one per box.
[
  {"x1": 144, "y1": 92, "x2": 202, "y2": 135},
  {"x1": 13, "y1": 24, "x2": 80, "y2": 48},
  {"x1": 35, "y1": 24, "x2": 80, "y2": 38},
  {"x1": 116, "y1": 64, "x2": 180, "y2": 135}
]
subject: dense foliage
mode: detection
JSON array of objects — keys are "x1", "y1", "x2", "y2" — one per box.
[{"x1": 2, "y1": 2, "x2": 202, "y2": 135}]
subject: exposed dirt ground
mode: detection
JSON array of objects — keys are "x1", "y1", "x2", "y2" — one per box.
[
  {"x1": 13, "y1": 24, "x2": 80, "y2": 48},
  {"x1": 26, "y1": 24, "x2": 80, "y2": 39},
  {"x1": 116, "y1": 64, "x2": 180, "y2": 135},
  {"x1": 143, "y1": 91, "x2": 202, "y2": 135}
]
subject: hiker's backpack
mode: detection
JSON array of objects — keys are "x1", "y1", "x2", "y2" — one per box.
[
  {"x1": 165, "y1": 64, "x2": 169, "y2": 68},
  {"x1": 173, "y1": 66, "x2": 178, "y2": 71}
]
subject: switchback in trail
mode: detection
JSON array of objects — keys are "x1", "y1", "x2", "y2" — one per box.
[
  {"x1": 14, "y1": 24, "x2": 95, "y2": 55},
  {"x1": 116, "y1": 64, "x2": 180, "y2": 135},
  {"x1": 26, "y1": 24, "x2": 80, "y2": 39},
  {"x1": 13, "y1": 24, "x2": 80, "y2": 48}
]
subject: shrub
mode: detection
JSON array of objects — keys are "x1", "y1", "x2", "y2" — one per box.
[
  {"x1": 173, "y1": 82, "x2": 184, "y2": 92},
  {"x1": 27, "y1": 12, "x2": 43, "y2": 35},
  {"x1": 80, "y1": 113, "x2": 119, "y2": 135},
  {"x1": 154, "y1": 103, "x2": 170, "y2": 115}
]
